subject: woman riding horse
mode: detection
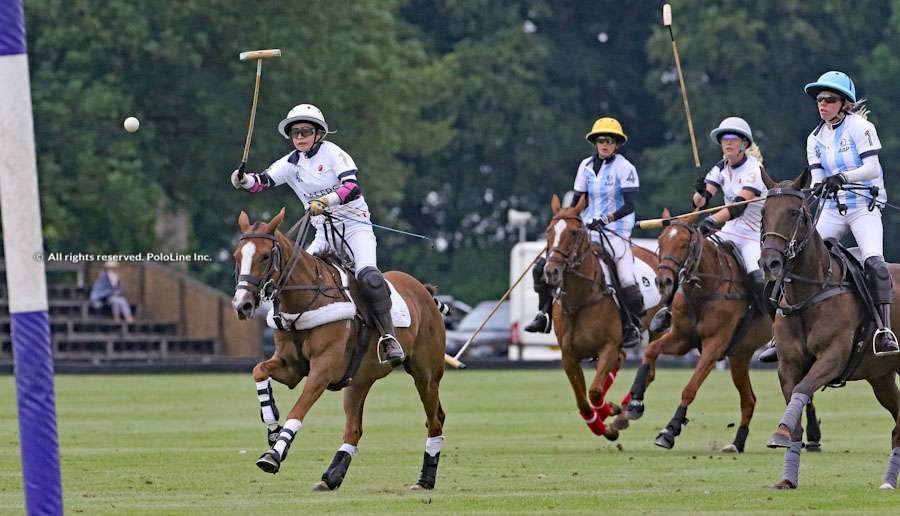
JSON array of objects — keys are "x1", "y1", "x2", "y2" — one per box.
[
  {"x1": 759, "y1": 70, "x2": 899, "y2": 361},
  {"x1": 526, "y1": 117, "x2": 644, "y2": 349},
  {"x1": 231, "y1": 103, "x2": 405, "y2": 366}
]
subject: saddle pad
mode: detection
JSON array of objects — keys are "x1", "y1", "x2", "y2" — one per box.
[
  {"x1": 266, "y1": 268, "x2": 411, "y2": 330},
  {"x1": 598, "y1": 256, "x2": 661, "y2": 312}
]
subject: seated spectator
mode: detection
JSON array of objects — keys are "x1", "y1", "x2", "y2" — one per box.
[{"x1": 89, "y1": 260, "x2": 134, "y2": 323}]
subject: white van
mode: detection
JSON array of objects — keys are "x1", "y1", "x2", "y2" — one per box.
[{"x1": 508, "y1": 237, "x2": 659, "y2": 360}]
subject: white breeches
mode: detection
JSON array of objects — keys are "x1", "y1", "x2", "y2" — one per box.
[
  {"x1": 816, "y1": 207, "x2": 884, "y2": 261},
  {"x1": 717, "y1": 221, "x2": 761, "y2": 273},
  {"x1": 595, "y1": 231, "x2": 636, "y2": 287},
  {"x1": 306, "y1": 222, "x2": 378, "y2": 274}
]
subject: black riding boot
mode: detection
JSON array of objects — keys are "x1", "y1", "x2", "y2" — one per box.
[
  {"x1": 525, "y1": 257, "x2": 553, "y2": 334},
  {"x1": 620, "y1": 284, "x2": 644, "y2": 349},
  {"x1": 748, "y1": 270, "x2": 771, "y2": 316},
  {"x1": 357, "y1": 267, "x2": 405, "y2": 366},
  {"x1": 866, "y1": 257, "x2": 900, "y2": 355},
  {"x1": 649, "y1": 305, "x2": 672, "y2": 332}
]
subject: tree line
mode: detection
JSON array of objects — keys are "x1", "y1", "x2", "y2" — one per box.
[{"x1": 16, "y1": 0, "x2": 900, "y2": 304}]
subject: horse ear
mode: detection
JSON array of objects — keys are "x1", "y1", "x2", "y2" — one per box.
[
  {"x1": 792, "y1": 167, "x2": 811, "y2": 190},
  {"x1": 238, "y1": 211, "x2": 251, "y2": 233},
  {"x1": 266, "y1": 207, "x2": 286, "y2": 233},
  {"x1": 551, "y1": 194, "x2": 561, "y2": 214},
  {"x1": 761, "y1": 165, "x2": 775, "y2": 189},
  {"x1": 573, "y1": 192, "x2": 587, "y2": 213},
  {"x1": 662, "y1": 207, "x2": 671, "y2": 219}
]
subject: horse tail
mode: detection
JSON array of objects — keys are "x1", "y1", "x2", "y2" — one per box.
[{"x1": 424, "y1": 284, "x2": 452, "y2": 316}]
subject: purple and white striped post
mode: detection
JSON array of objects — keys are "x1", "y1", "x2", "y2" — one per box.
[{"x1": 0, "y1": 1, "x2": 64, "y2": 514}]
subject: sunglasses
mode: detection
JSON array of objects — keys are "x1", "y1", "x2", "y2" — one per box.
[
  {"x1": 593, "y1": 136, "x2": 617, "y2": 145},
  {"x1": 816, "y1": 95, "x2": 841, "y2": 105},
  {"x1": 290, "y1": 126, "x2": 317, "y2": 138}
]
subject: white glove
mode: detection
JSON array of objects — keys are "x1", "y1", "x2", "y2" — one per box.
[{"x1": 230, "y1": 169, "x2": 254, "y2": 190}]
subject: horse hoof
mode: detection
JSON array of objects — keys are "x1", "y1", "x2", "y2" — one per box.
[
  {"x1": 604, "y1": 428, "x2": 620, "y2": 441},
  {"x1": 624, "y1": 400, "x2": 644, "y2": 421},
  {"x1": 612, "y1": 416, "x2": 630, "y2": 431},
  {"x1": 879, "y1": 482, "x2": 895, "y2": 490},
  {"x1": 768, "y1": 479, "x2": 796, "y2": 490},
  {"x1": 608, "y1": 402, "x2": 622, "y2": 417},
  {"x1": 256, "y1": 451, "x2": 281, "y2": 474},
  {"x1": 721, "y1": 443, "x2": 740, "y2": 453},
  {"x1": 804, "y1": 442, "x2": 822, "y2": 453},
  {"x1": 311, "y1": 481, "x2": 333, "y2": 492},
  {"x1": 409, "y1": 483, "x2": 432, "y2": 491},
  {"x1": 654, "y1": 431, "x2": 674, "y2": 449},
  {"x1": 766, "y1": 432, "x2": 792, "y2": 449}
]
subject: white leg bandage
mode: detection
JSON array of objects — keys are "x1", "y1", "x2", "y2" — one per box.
[
  {"x1": 425, "y1": 436, "x2": 445, "y2": 457},
  {"x1": 256, "y1": 379, "x2": 278, "y2": 424},
  {"x1": 338, "y1": 443, "x2": 359, "y2": 457},
  {"x1": 273, "y1": 418, "x2": 301, "y2": 459}
]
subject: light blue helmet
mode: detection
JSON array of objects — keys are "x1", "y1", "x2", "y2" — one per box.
[{"x1": 804, "y1": 71, "x2": 856, "y2": 103}]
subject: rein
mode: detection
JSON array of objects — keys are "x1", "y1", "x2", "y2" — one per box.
[
  {"x1": 237, "y1": 214, "x2": 350, "y2": 330},
  {"x1": 545, "y1": 214, "x2": 611, "y2": 315},
  {"x1": 658, "y1": 221, "x2": 744, "y2": 305},
  {"x1": 762, "y1": 186, "x2": 850, "y2": 315}
]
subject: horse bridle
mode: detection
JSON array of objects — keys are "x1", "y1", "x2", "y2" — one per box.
[
  {"x1": 760, "y1": 186, "x2": 823, "y2": 263},
  {"x1": 545, "y1": 215, "x2": 593, "y2": 280},
  {"x1": 657, "y1": 220, "x2": 704, "y2": 287},
  {"x1": 236, "y1": 232, "x2": 282, "y2": 304}
]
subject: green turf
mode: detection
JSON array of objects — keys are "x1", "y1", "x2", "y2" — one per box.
[{"x1": 1, "y1": 367, "x2": 898, "y2": 514}]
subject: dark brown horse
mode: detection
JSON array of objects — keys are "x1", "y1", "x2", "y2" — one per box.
[
  {"x1": 542, "y1": 194, "x2": 661, "y2": 439},
  {"x1": 760, "y1": 170, "x2": 900, "y2": 489},
  {"x1": 232, "y1": 208, "x2": 447, "y2": 491},
  {"x1": 617, "y1": 210, "x2": 822, "y2": 452}
]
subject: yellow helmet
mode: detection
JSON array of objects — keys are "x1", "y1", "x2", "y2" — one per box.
[{"x1": 585, "y1": 117, "x2": 627, "y2": 144}]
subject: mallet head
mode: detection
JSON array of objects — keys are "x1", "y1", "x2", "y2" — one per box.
[{"x1": 239, "y1": 49, "x2": 282, "y2": 61}]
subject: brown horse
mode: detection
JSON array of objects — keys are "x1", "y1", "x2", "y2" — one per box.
[
  {"x1": 542, "y1": 194, "x2": 661, "y2": 439},
  {"x1": 617, "y1": 210, "x2": 822, "y2": 452},
  {"x1": 760, "y1": 170, "x2": 900, "y2": 489},
  {"x1": 231, "y1": 208, "x2": 447, "y2": 491}
]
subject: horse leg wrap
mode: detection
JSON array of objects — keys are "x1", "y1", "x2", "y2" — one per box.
[
  {"x1": 782, "y1": 441, "x2": 803, "y2": 487},
  {"x1": 667, "y1": 405, "x2": 689, "y2": 436},
  {"x1": 256, "y1": 379, "x2": 279, "y2": 424},
  {"x1": 595, "y1": 401, "x2": 617, "y2": 419},
  {"x1": 582, "y1": 409, "x2": 608, "y2": 436},
  {"x1": 272, "y1": 419, "x2": 301, "y2": 461},
  {"x1": 732, "y1": 425, "x2": 750, "y2": 453},
  {"x1": 629, "y1": 363, "x2": 651, "y2": 401},
  {"x1": 881, "y1": 448, "x2": 900, "y2": 489},
  {"x1": 778, "y1": 392, "x2": 810, "y2": 434},
  {"x1": 266, "y1": 424, "x2": 283, "y2": 448},
  {"x1": 417, "y1": 452, "x2": 441, "y2": 489},
  {"x1": 321, "y1": 446, "x2": 356, "y2": 490}
]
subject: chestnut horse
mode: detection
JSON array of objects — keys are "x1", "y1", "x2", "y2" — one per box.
[
  {"x1": 617, "y1": 210, "x2": 822, "y2": 453},
  {"x1": 543, "y1": 194, "x2": 661, "y2": 439},
  {"x1": 760, "y1": 170, "x2": 900, "y2": 489},
  {"x1": 232, "y1": 208, "x2": 447, "y2": 491}
]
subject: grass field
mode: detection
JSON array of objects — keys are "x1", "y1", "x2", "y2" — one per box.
[{"x1": 1, "y1": 367, "x2": 899, "y2": 515}]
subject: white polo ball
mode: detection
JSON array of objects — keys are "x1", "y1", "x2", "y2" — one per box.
[{"x1": 124, "y1": 116, "x2": 140, "y2": 133}]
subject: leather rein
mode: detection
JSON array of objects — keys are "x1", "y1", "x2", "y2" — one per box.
[{"x1": 545, "y1": 214, "x2": 612, "y2": 315}]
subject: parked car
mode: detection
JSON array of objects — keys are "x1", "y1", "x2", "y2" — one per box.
[
  {"x1": 435, "y1": 294, "x2": 473, "y2": 330},
  {"x1": 445, "y1": 300, "x2": 510, "y2": 358}
]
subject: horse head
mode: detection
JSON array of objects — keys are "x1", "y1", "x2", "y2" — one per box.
[
  {"x1": 760, "y1": 168, "x2": 814, "y2": 282},
  {"x1": 543, "y1": 193, "x2": 590, "y2": 287},
  {"x1": 654, "y1": 208, "x2": 704, "y2": 300},
  {"x1": 232, "y1": 208, "x2": 287, "y2": 319}
]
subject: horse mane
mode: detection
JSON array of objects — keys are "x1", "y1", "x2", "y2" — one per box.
[{"x1": 312, "y1": 250, "x2": 344, "y2": 267}]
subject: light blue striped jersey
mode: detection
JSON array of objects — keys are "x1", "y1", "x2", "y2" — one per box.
[
  {"x1": 806, "y1": 113, "x2": 886, "y2": 210},
  {"x1": 573, "y1": 153, "x2": 639, "y2": 238}
]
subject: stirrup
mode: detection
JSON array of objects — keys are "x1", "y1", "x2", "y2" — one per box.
[
  {"x1": 649, "y1": 306, "x2": 671, "y2": 332},
  {"x1": 758, "y1": 338, "x2": 778, "y2": 363},
  {"x1": 622, "y1": 326, "x2": 641, "y2": 349},
  {"x1": 872, "y1": 328, "x2": 900, "y2": 356},
  {"x1": 377, "y1": 334, "x2": 405, "y2": 365},
  {"x1": 524, "y1": 312, "x2": 551, "y2": 333}
]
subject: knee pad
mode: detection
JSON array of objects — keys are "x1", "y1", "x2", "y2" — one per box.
[
  {"x1": 532, "y1": 257, "x2": 547, "y2": 289},
  {"x1": 865, "y1": 256, "x2": 893, "y2": 304},
  {"x1": 356, "y1": 266, "x2": 390, "y2": 311}
]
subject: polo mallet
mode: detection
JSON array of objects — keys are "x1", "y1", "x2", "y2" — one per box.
[
  {"x1": 636, "y1": 196, "x2": 763, "y2": 230},
  {"x1": 237, "y1": 48, "x2": 282, "y2": 178},
  {"x1": 446, "y1": 249, "x2": 544, "y2": 369},
  {"x1": 663, "y1": 3, "x2": 701, "y2": 169}
]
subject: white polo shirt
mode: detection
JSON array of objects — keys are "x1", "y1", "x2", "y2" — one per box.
[{"x1": 704, "y1": 154, "x2": 766, "y2": 236}]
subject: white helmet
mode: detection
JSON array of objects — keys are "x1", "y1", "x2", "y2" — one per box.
[
  {"x1": 709, "y1": 116, "x2": 753, "y2": 145},
  {"x1": 277, "y1": 104, "x2": 328, "y2": 139}
]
